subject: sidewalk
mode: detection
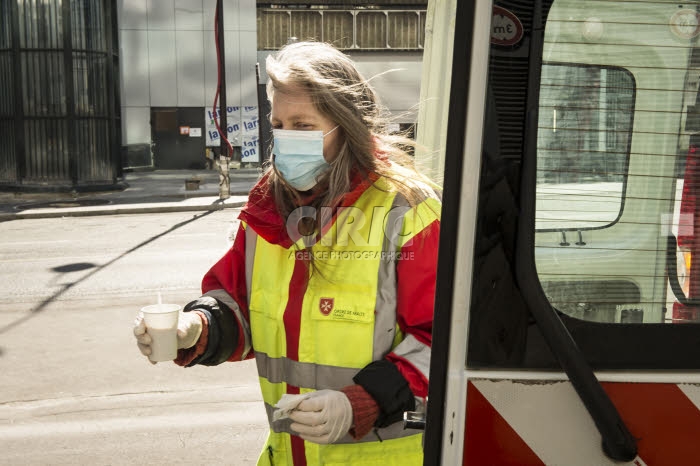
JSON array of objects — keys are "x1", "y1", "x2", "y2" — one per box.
[{"x1": 0, "y1": 168, "x2": 262, "y2": 221}]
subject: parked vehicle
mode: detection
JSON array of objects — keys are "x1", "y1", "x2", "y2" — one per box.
[{"x1": 416, "y1": 0, "x2": 700, "y2": 464}]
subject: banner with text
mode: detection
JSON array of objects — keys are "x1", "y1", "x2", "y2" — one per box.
[
  {"x1": 241, "y1": 106, "x2": 260, "y2": 163},
  {"x1": 205, "y1": 106, "x2": 241, "y2": 147}
]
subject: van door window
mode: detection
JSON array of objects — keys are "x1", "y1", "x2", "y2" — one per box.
[{"x1": 534, "y1": 1, "x2": 699, "y2": 325}]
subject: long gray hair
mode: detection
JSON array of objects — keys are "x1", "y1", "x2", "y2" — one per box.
[{"x1": 265, "y1": 41, "x2": 431, "y2": 237}]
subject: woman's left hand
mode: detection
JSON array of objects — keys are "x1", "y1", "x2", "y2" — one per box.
[{"x1": 289, "y1": 390, "x2": 353, "y2": 444}]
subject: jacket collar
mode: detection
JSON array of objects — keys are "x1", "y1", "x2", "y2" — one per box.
[{"x1": 239, "y1": 169, "x2": 377, "y2": 248}]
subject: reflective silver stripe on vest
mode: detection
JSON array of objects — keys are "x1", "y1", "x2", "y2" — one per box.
[
  {"x1": 381, "y1": 193, "x2": 433, "y2": 379},
  {"x1": 391, "y1": 334, "x2": 431, "y2": 380},
  {"x1": 372, "y1": 193, "x2": 409, "y2": 360},
  {"x1": 203, "y1": 289, "x2": 252, "y2": 360},
  {"x1": 373, "y1": 246, "x2": 397, "y2": 360},
  {"x1": 244, "y1": 225, "x2": 257, "y2": 307},
  {"x1": 263, "y1": 402, "x2": 424, "y2": 444},
  {"x1": 256, "y1": 351, "x2": 358, "y2": 389}
]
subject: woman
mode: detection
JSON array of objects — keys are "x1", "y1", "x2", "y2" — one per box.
[{"x1": 134, "y1": 41, "x2": 440, "y2": 465}]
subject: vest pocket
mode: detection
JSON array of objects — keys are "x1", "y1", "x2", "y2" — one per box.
[
  {"x1": 302, "y1": 293, "x2": 375, "y2": 367},
  {"x1": 249, "y1": 290, "x2": 286, "y2": 358}
]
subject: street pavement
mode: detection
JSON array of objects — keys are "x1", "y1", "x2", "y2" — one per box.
[
  {"x1": 0, "y1": 171, "x2": 268, "y2": 464},
  {"x1": 0, "y1": 296, "x2": 268, "y2": 466},
  {"x1": 0, "y1": 167, "x2": 263, "y2": 221},
  {"x1": 0, "y1": 210, "x2": 269, "y2": 465}
]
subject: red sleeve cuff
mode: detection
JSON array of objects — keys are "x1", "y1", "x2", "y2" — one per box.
[
  {"x1": 341, "y1": 384, "x2": 380, "y2": 440},
  {"x1": 174, "y1": 311, "x2": 209, "y2": 366}
]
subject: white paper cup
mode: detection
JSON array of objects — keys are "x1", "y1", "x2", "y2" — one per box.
[{"x1": 141, "y1": 304, "x2": 181, "y2": 362}]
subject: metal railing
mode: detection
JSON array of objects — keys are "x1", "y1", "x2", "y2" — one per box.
[{"x1": 258, "y1": 8, "x2": 426, "y2": 51}]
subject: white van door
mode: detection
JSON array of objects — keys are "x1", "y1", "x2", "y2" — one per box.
[{"x1": 418, "y1": 0, "x2": 700, "y2": 464}]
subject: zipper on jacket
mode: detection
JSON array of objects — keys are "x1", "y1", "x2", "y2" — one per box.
[{"x1": 267, "y1": 445, "x2": 274, "y2": 464}]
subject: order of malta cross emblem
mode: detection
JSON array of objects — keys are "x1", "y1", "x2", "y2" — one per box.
[{"x1": 319, "y1": 298, "x2": 334, "y2": 316}]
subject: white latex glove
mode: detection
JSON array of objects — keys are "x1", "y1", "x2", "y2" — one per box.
[
  {"x1": 176, "y1": 311, "x2": 203, "y2": 350},
  {"x1": 288, "y1": 390, "x2": 353, "y2": 444},
  {"x1": 133, "y1": 314, "x2": 155, "y2": 363},
  {"x1": 132, "y1": 311, "x2": 203, "y2": 362}
]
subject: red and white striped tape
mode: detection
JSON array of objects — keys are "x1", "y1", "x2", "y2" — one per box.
[{"x1": 464, "y1": 379, "x2": 700, "y2": 465}]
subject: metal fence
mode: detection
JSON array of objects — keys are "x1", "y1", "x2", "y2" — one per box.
[{"x1": 0, "y1": 0, "x2": 121, "y2": 191}]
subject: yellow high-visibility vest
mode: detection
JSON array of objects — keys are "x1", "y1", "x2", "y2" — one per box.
[{"x1": 248, "y1": 176, "x2": 440, "y2": 466}]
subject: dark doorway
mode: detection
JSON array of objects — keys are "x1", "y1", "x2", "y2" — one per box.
[{"x1": 151, "y1": 107, "x2": 206, "y2": 169}]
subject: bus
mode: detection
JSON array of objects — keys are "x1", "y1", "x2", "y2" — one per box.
[{"x1": 415, "y1": 0, "x2": 700, "y2": 464}]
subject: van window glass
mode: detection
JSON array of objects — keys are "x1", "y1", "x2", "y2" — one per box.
[{"x1": 534, "y1": 1, "x2": 699, "y2": 325}]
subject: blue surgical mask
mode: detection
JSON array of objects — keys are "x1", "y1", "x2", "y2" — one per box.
[{"x1": 273, "y1": 126, "x2": 338, "y2": 191}]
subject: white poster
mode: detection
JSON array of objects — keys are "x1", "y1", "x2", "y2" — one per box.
[
  {"x1": 241, "y1": 106, "x2": 260, "y2": 163},
  {"x1": 241, "y1": 135, "x2": 259, "y2": 163},
  {"x1": 205, "y1": 106, "x2": 241, "y2": 147}
]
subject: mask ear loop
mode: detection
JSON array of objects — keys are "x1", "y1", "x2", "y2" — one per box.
[
  {"x1": 322, "y1": 125, "x2": 341, "y2": 170},
  {"x1": 323, "y1": 125, "x2": 340, "y2": 137}
]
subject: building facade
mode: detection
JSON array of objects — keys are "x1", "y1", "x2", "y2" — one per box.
[
  {"x1": 118, "y1": 0, "x2": 259, "y2": 170},
  {"x1": 0, "y1": 0, "x2": 428, "y2": 189},
  {"x1": 120, "y1": 0, "x2": 427, "y2": 170}
]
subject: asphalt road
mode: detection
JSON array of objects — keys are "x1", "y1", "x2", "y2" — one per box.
[{"x1": 0, "y1": 210, "x2": 269, "y2": 465}]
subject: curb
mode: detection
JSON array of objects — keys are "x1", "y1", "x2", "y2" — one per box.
[{"x1": 0, "y1": 197, "x2": 248, "y2": 222}]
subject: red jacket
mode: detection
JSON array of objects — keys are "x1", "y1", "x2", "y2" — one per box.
[
  {"x1": 197, "y1": 172, "x2": 440, "y2": 397},
  {"x1": 177, "y1": 168, "x2": 439, "y2": 437}
]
